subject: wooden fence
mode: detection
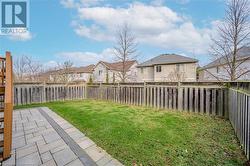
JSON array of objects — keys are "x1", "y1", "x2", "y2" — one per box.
[
  {"x1": 13, "y1": 81, "x2": 250, "y2": 160},
  {"x1": 228, "y1": 89, "x2": 250, "y2": 160},
  {"x1": 14, "y1": 83, "x2": 86, "y2": 106},
  {"x1": 86, "y1": 84, "x2": 228, "y2": 118},
  {"x1": 13, "y1": 82, "x2": 250, "y2": 160}
]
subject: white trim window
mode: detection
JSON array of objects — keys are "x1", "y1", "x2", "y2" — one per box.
[
  {"x1": 156, "y1": 65, "x2": 162, "y2": 72},
  {"x1": 99, "y1": 70, "x2": 102, "y2": 76}
]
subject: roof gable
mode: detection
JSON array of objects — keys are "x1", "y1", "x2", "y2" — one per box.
[
  {"x1": 202, "y1": 46, "x2": 250, "y2": 70},
  {"x1": 94, "y1": 60, "x2": 137, "y2": 72}
]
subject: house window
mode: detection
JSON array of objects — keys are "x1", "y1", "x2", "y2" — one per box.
[
  {"x1": 216, "y1": 66, "x2": 219, "y2": 73},
  {"x1": 176, "y1": 64, "x2": 180, "y2": 72},
  {"x1": 99, "y1": 70, "x2": 102, "y2": 76},
  {"x1": 141, "y1": 68, "x2": 143, "y2": 74},
  {"x1": 156, "y1": 66, "x2": 161, "y2": 72}
]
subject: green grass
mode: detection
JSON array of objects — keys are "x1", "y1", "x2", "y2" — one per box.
[{"x1": 16, "y1": 100, "x2": 246, "y2": 166}]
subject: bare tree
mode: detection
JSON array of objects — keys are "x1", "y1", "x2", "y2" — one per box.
[
  {"x1": 14, "y1": 56, "x2": 28, "y2": 82},
  {"x1": 58, "y1": 60, "x2": 74, "y2": 83},
  {"x1": 113, "y1": 23, "x2": 138, "y2": 83},
  {"x1": 168, "y1": 69, "x2": 186, "y2": 82},
  {"x1": 26, "y1": 57, "x2": 43, "y2": 81},
  {"x1": 14, "y1": 56, "x2": 43, "y2": 82},
  {"x1": 210, "y1": 0, "x2": 250, "y2": 81}
]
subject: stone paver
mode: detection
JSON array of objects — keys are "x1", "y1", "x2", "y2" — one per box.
[
  {"x1": 53, "y1": 148, "x2": 78, "y2": 165},
  {"x1": 40, "y1": 159, "x2": 57, "y2": 166},
  {"x1": 2, "y1": 107, "x2": 123, "y2": 166},
  {"x1": 41, "y1": 151, "x2": 53, "y2": 163},
  {"x1": 43, "y1": 131, "x2": 61, "y2": 143},
  {"x1": 78, "y1": 138, "x2": 95, "y2": 149},
  {"x1": 85, "y1": 145, "x2": 106, "y2": 162},
  {"x1": 66, "y1": 159, "x2": 83, "y2": 166},
  {"x1": 16, "y1": 144, "x2": 37, "y2": 159},
  {"x1": 16, "y1": 152, "x2": 42, "y2": 166},
  {"x1": 96, "y1": 154, "x2": 113, "y2": 166}
]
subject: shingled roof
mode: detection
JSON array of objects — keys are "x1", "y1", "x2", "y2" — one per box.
[
  {"x1": 69, "y1": 64, "x2": 95, "y2": 73},
  {"x1": 41, "y1": 64, "x2": 95, "y2": 76},
  {"x1": 137, "y1": 54, "x2": 198, "y2": 67},
  {"x1": 98, "y1": 60, "x2": 137, "y2": 72},
  {"x1": 202, "y1": 46, "x2": 250, "y2": 70}
]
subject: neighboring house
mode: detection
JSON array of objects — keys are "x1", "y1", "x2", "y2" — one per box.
[
  {"x1": 137, "y1": 54, "x2": 198, "y2": 82},
  {"x1": 93, "y1": 60, "x2": 138, "y2": 83},
  {"x1": 199, "y1": 46, "x2": 250, "y2": 81},
  {"x1": 69, "y1": 65, "x2": 95, "y2": 82},
  {"x1": 39, "y1": 64, "x2": 95, "y2": 83}
]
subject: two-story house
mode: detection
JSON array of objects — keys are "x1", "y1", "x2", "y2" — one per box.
[
  {"x1": 137, "y1": 54, "x2": 198, "y2": 82},
  {"x1": 199, "y1": 46, "x2": 250, "y2": 81},
  {"x1": 93, "y1": 60, "x2": 137, "y2": 83}
]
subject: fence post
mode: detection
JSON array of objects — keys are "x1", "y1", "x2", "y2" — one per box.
[
  {"x1": 177, "y1": 82, "x2": 183, "y2": 111},
  {"x1": 42, "y1": 82, "x2": 46, "y2": 103},
  {"x1": 143, "y1": 82, "x2": 146, "y2": 106},
  {"x1": 100, "y1": 83, "x2": 102, "y2": 99},
  {"x1": 224, "y1": 88, "x2": 229, "y2": 119},
  {"x1": 84, "y1": 84, "x2": 87, "y2": 99},
  {"x1": 118, "y1": 83, "x2": 120, "y2": 103}
]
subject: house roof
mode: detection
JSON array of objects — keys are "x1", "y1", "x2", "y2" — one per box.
[
  {"x1": 137, "y1": 54, "x2": 198, "y2": 67},
  {"x1": 202, "y1": 46, "x2": 250, "y2": 70},
  {"x1": 40, "y1": 64, "x2": 95, "y2": 77},
  {"x1": 97, "y1": 60, "x2": 137, "y2": 72},
  {"x1": 69, "y1": 64, "x2": 95, "y2": 73}
]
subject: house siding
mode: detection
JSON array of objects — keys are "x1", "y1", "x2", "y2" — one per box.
[
  {"x1": 138, "y1": 67, "x2": 154, "y2": 82},
  {"x1": 93, "y1": 62, "x2": 138, "y2": 83},
  {"x1": 200, "y1": 59, "x2": 250, "y2": 81},
  {"x1": 93, "y1": 63, "x2": 107, "y2": 83},
  {"x1": 138, "y1": 63, "x2": 197, "y2": 82}
]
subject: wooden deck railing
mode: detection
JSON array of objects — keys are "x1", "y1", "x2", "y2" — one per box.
[{"x1": 2, "y1": 52, "x2": 13, "y2": 159}]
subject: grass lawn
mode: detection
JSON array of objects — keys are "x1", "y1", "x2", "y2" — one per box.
[{"x1": 16, "y1": 100, "x2": 246, "y2": 166}]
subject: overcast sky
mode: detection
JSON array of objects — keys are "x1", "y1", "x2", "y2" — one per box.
[{"x1": 0, "y1": 0, "x2": 226, "y2": 68}]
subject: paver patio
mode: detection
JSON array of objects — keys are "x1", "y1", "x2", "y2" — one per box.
[{"x1": 2, "y1": 107, "x2": 123, "y2": 166}]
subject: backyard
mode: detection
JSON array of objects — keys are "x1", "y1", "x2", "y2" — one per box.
[{"x1": 16, "y1": 99, "x2": 246, "y2": 166}]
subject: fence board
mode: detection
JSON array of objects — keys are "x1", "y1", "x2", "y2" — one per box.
[
  {"x1": 195, "y1": 88, "x2": 199, "y2": 113},
  {"x1": 200, "y1": 88, "x2": 204, "y2": 114},
  {"x1": 84, "y1": 84, "x2": 229, "y2": 118},
  {"x1": 15, "y1": 83, "x2": 229, "y2": 119},
  {"x1": 228, "y1": 89, "x2": 250, "y2": 160},
  {"x1": 14, "y1": 83, "x2": 85, "y2": 106}
]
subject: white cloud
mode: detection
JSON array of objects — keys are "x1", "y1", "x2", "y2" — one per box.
[
  {"x1": 152, "y1": 0, "x2": 190, "y2": 5},
  {"x1": 60, "y1": 0, "x2": 102, "y2": 8},
  {"x1": 56, "y1": 48, "x2": 115, "y2": 66},
  {"x1": 174, "y1": 0, "x2": 190, "y2": 5},
  {"x1": 150, "y1": 0, "x2": 165, "y2": 6},
  {"x1": 80, "y1": 0, "x2": 103, "y2": 7},
  {"x1": 61, "y1": 0, "x2": 78, "y2": 8},
  {"x1": 44, "y1": 60, "x2": 58, "y2": 69},
  {"x1": 74, "y1": 24, "x2": 113, "y2": 41},
  {"x1": 8, "y1": 31, "x2": 33, "y2": 41},
  {"x1": 70, "y1": 2, "x2": 217, "y2": 55}
]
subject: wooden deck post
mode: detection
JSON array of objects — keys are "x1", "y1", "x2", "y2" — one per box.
[{"x1": 3, "y1": 52, "x2": 13, "y2": 159}]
